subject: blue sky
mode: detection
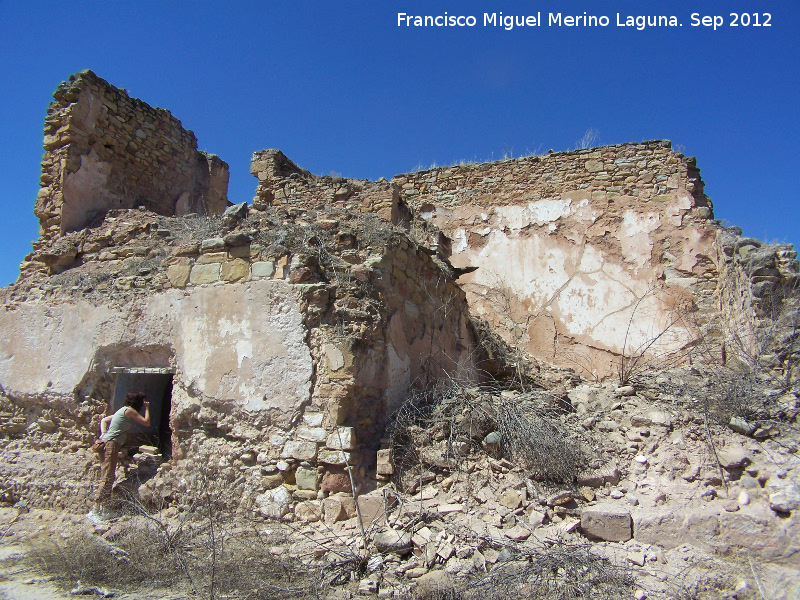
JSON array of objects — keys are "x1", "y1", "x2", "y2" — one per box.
[{"x1": 0, "y1": 1, "x2": 797, "y2": 286}]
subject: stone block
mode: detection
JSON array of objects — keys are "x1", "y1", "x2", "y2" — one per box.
[
  {"x1": 322, "y1": 496, "x2": 346, "y2": 524},
  {"x1": 585, "y1": 160, "x2": 604, "y2": 173},
  {"x1": 166, "y1": 264, "x2": 191, "y2": 288},
  {"x1": 321, "y1": 466, "x2": 351, "y2": 493},
  {"x1": 294, "y1": 500, "x2": 322, "y2": 522},
  {"x1": 189, "y1": 263, "x2": 220, "y2": 285},
  {"x1": 580, "y1": 506, "x2": 632, "y2": 542},
  {"x1": 262, "y1": 474, "x2": 284, "y2": 490},
  {"x1": 228, "y1": 244, "x2": 251, "y2": 259},
  {"x1": 251, "y1": 261, "x2": 275, "y2": 278},
  {"x1": 326, "y1": 427, "x2": 356, "y2": 451},
  {"x1": 281, "y1": 440, "x2": 318, "y2": 461},
  {"x1": 200, "y1": 237, "x2": 225, "y2": 252},
  {"x1": 303, "y1": 412, "x2": 324, "y2": 427},
  {"x1": 198, "y1": 252, "x2": 228, "y2": 264},
  {"x1": 224, "y1": 232, "x2": 252, "y2": 247},
  {"x1": 295, "y1": 465, "x2": 319, "y2": 491},
  {"x1": 221, "y1": 258, "x2": 249, "y2": 281},
  {"x1": 376, "y1": 448, "x2": 393, "y2": 475},
  {"x1": 275, "y1": 255, "x2": 289, "y2": 278},
  {"x1": 327, "y1": 395, "x2": 352, "y2": 425},
  {"x1": 357, "y1": 492, "x2": 386, "y2": 526},
  {"x1": 318, "y1": 449, "x2": 350, "y2": 465},
  {"x1": 297, "y1": 426, "x2": 327, "y2": 442}
]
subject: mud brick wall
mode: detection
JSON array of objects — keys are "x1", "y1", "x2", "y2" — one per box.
[{"x1": 34, "y1": 70, "x2": 229, "y2": 238}]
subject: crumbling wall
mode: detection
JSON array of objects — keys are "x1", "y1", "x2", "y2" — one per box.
[
  {"x1": 251, "y1": 142, "x2": 718, "y2": 379},
  {"x1": 250, "y1": 149, "x2": 403, "y2": 222},
  {"x1": 713, "y1": 228, "x2": 800, "y2": 383},
  {"x1": 33, "y1": 70, "x2": 229, "y2": 240},
  {"x1": 0, "y1": 201, "x2": 475, "y2": 511}
]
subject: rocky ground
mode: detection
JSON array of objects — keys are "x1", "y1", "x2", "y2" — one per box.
[{"x1": 0, "y1": 370, "x2": 798, "y2": 599}]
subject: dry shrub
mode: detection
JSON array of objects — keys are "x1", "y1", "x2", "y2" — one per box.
[
  {"x1": 462, "y1": 540, "x2": 635, "y2": 600},
  {"x1": 496, "y1": 399, "x2": 585, "y2": 483},
  {"x1": 29, "y1": 498, "x2": 320, "y2": 600},
  {"x1": 388, "y1": 378, "x2": 586, "y2": 489}
]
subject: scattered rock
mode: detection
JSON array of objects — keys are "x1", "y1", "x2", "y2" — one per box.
[
  {"x1": 255, "y1": 486, "x2": 292, "y2": 519},
  {"x1": 373, "y1": 529, "x2": 412, "y2": 554},
  {"x1": 627, "y1": 550, "x2": 646, "y2": 567},
  {"x1": 222, "y1": 202, "x2": 249, "y2": 222},
  {"x1": 729, "y1": 417, "x2": 757, "y2": 436},
  {"x1": 769, "y1": 482, "x2": 800, "y2": 513},
  {"x1": 414, "y1": 571, "x2": 453, "y2": 599},
  {"x1": 358, "y1": 575, "x2": 381, "y2": 595},
  {"x1": 504, "y1": 525, "x2": 531, "y2": 541},
  {"x1": 294, "y1": 501, "x2": 322, "y2": 522},
  {"x1": 498, "y1": 489, "x2": 522, "y2": 510},
  {"x1": 580, "y1": 506, "x2": 632, "y2": 542},
  {"x1": 716, "y1": 446, "x2": 750, "y2": 470},
  {"x1": 546, "y1": 491, "x2": 572, "y2": 507}
]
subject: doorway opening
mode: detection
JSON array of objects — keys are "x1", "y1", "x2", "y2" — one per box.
[{"x1": 110, "y1": 367, "x2": 173, "y2": 458}]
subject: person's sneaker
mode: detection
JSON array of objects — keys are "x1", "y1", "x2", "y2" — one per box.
[{"x1": 86, "y1": 508, "x2": 106, "y2": 524}]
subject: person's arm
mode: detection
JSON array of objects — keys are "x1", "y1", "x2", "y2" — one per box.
[
  {"x1": 125, "y1": 401, "x2": 151, "y2": 427},
  {"x1": 99, "y1": 415, "x2": 114, "y2": 435}
]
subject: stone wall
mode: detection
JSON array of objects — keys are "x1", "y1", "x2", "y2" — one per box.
[
  {"x1": 251, "y1": 149, "x2": 405, "y2": 223},
  {"x1": 251, "y1": 142, "x2": 719, "y2": 378},
  {"x1": 714, "y1": 228, "x2": 800, "y2": 381},
  {"x1": 34, "y1": 70, "x2": 229, "y2": 239},
  {"x1": 398, "y1": 142, "x2": 718, "y2": 378},
  {"x1": 0, "y1": 204, "x2": 475, "y2": 511}
]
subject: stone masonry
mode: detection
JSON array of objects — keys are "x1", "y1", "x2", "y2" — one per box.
[
  {"x1": 33, "y1": 70, "x2": 229, "y2": 242},
  {"x1": 0, "y1": 72, "x2": 797, "y2": 573}
]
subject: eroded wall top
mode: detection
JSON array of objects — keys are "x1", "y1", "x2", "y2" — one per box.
[{"x1": 34, "y1": 70, "x2": 229, "y2": 238}]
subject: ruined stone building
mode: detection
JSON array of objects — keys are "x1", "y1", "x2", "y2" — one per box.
[{"x1": 0, "y1": 70, "x2": 797, "y2": 516}]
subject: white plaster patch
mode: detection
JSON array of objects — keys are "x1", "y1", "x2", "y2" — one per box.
[
  {"x1": 174, "y1": 280, "x2": 312, "y2": 418},
  {"x1": 558, "y1": 272, "x2": 636, "y2": 341},
  {"x1": 323, "y1": 343, "x2": 345, "y2": 371},
  {"x1": 528, "y1": 198, "x2": 572, "y2": 225},
  {"x1": 467, "y1": 229, "x2": 574, "y2": 308},
  {"x1": 235, "y1": 339, "x2": 253, "y2": 369},
  {"x1": 578, "y1": 244, "x2": 604, "y2": 273},
  {"x1": 452, "y1": 229, "x2": 468, "y2": 253},
  {"x1": 618, "y1": 210, "x2": 661, "y2": 271},
  {"x1": 495, "y1": 199, "x2": 573, "y2": 230},
  {"x1": 0, "y1": 301, "x2": 117, "y2": 395},
  {"x1": 572, "y1": 198, "x2": 601, "y2": 222}
]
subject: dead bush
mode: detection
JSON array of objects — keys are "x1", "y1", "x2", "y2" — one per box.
[
  {"x1": 461, "y1": 540, "x2": 636, "y2": 600},
  {"x1": 29, "y1": 496, "x2": 321, "y2": 600},
  {"x1": 388, "y1": 378, "x2": 586, "y2": 490},
  {"x1": 496, "y1": 399, "x2": 585, "y2": 483},
  {"x1": 469, "y1": 317, "x2": 539, "y2": 390}
]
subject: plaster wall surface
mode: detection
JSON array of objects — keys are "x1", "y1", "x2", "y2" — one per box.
[
  {"x1": 0, "y1": 280, "x2": 312, "y2": 421},
  {"x1": 250, "y1": 141, "x2": 720, "y2": 378},
  {"x1": 393, "y1": 142, "x2": 718, "y2": 377}
]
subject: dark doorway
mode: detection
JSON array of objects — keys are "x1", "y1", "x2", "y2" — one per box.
[{"x1": 110, "y1": 368, "x2": 174, "y2": 458}]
